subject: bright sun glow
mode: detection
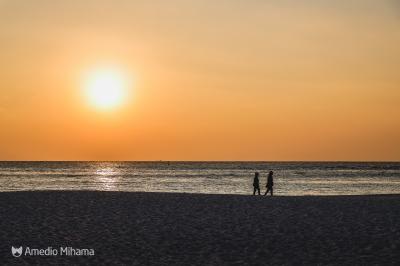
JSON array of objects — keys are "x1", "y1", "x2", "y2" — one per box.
[{"x1": 84, "y1": 68, "x2": 128, "y2": 110}]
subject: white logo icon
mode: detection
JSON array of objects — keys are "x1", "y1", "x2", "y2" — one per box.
[{"x1": 11, "y1": 246, "x2": 23, "y2": 257}]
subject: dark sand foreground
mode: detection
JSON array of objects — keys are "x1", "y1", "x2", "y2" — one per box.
[{"x1": 0, "y1": 192, "x2": 399, "y2": 265}]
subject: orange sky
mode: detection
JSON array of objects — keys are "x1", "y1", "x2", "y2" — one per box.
[{"x1": 0, "y1": 0, "x2": 399, "y2": 161}]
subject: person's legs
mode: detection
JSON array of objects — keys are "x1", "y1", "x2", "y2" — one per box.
[
  {"x1": 265, "y1": 187, "x2": 273, "y2": 196},
  {"x1": 253, "y1": 187, "x2": 257, "y2": 195},
  {"x1": 257, "y1": 187, "x2": 260, "y2": 195}
]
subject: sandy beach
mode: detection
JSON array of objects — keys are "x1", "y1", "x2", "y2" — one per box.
[{"x1": 0, "y1": 191, "x2": 399, "y2": 265}]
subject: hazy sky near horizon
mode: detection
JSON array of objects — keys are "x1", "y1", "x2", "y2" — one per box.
[{"x1": 1, "y1": 0, "x2": 399, "y2": 161}]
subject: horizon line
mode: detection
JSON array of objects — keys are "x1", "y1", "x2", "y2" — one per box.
[{"x1": 0, "y1": 160, "x2": 399, "y2": 163}]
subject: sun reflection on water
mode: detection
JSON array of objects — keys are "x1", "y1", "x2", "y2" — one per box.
[{"x1": 95, "y1": 167, "x2": 120, "y2": 190}]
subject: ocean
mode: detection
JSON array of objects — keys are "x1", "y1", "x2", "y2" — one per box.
[{"x1": 0, "y1": 161, "x2": 399, "y2": 195}]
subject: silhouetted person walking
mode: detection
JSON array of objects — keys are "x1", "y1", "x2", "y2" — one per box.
[
  {"x1": 253, "y1": 172, "x2": 260, "y2": 195},
  {"x1": 264, "y1": 171, "x2": 274, "y2": 196}
]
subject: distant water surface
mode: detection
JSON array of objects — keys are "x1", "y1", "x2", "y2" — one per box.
[{"x1": 0, "y1": 162, "x2": 399, "y2": 195}]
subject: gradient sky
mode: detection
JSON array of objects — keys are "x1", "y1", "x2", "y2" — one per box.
[{"x1": 0, "y1": 0, "x2": 399, "y2": 161}]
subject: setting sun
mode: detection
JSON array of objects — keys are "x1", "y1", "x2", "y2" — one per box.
[{"x1": 84, "y1": 68, "x2": 128, "y2": 110}]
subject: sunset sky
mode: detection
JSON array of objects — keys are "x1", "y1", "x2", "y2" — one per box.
[{"x1": 0, "y1": 0, "x2": 399, "y2": 161}]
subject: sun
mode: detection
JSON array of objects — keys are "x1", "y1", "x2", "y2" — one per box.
[{"x1": 84, "y1": 68, "x2": 128, "y2": 110}]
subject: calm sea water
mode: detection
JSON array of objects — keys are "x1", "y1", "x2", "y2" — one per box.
[{"x1": 0, "y1": 161, "x2": 399, "y2": 195}]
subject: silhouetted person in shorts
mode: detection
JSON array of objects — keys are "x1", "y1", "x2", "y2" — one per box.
[
  {"x1": 253, "y1": 172, "x2": 260, "y2": 195},
  {"x1": 264, "y1": 171, "x2": 274, "y2": 196}
]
